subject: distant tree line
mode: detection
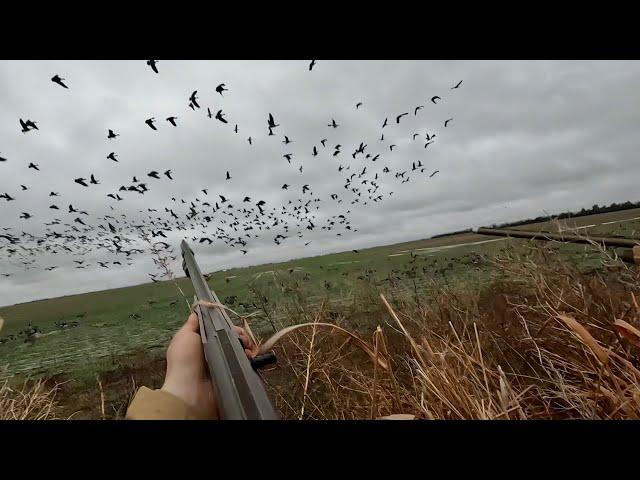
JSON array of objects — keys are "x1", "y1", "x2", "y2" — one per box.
[{"x1": 429, "y1": 200, "x2": 640, "y2": 238}]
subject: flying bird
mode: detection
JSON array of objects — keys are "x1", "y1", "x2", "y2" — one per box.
[
  {"x1": 282, "y1": 184, "x2": 289, "y2": 190},
  {"x1": 107, "y1": 152, "x2": 118, "y2": 162},
  {"x1": 429, "y1": 170, "x2": 440, "y2": 177},
  {"x1": 148, "y1": 171, "x2": 160, "y2": 179},
  {"x1": 444, "y1": 118, "x2": 453, "y2": 127},
  {"x1": 396, "y1": 113, "x2": 409, "y2": 123},
  {"x1": 309, "y1": 60, "x2": 316, "y2": 71},
  {"x1": 145, "y1": 118, "x2": 157, "y2": 130},
  {"x1": 414, "y1": 105, "x2": 423, "y2": 115},
  {"x1": 28, "y1": 163, "x2": 39, "y2": 171},
  {"x1": 216, "y1": 83, "x2": 228, "y2": 96},
  {"x1": 20, "y1": 119, "x2": 38, "y2": 133},
  {"x1": 108, "y1": 129, "x2": 119, "y2": 140},
  {"x1": 328, "y1": 118, "x2": 339, "y2": 129},
  {"x1": 90, "y1": 174, "x2": 99, "y2": 185},
  {"x1": 267, "y1": 113, "x2": 279, "y2": 129},
  {"x1": 431, "y1": 96, "x2": 441, "y2": 104},
  {"x1": 215, "y1": 110, "x2": 228, "y2": 123},
  {"x1": 283, "y1": 135, "x2": 292, "y2": 144},
  {"x1": 382, "y1": 118, "x2": 388, "y2": 128},
  {"x1": 51, "y1": 74, "x2": 69, "y2": 89},
  {"x1": 226, "y1": 171, "x2": 231, "y2": 180},
  {"x1": 451, "y1": 80, "x2": 463, "y2": 89},
  {"x1": 164, "y1": 170, "x2": 173, "y2": 179},
  {"x1": 189, "y1": 91, "x2": 200, "y2": 109},
  {"x1": 147, "y1": 60, "x2": 159, "y2": 73},
  {"x1": 207, "y1": 107, "x2": 213, "y2": 119},
  {"x1": 248, "y1": 137, "x2": 252, "y2": 145},
  {"x1": 356, "y1": 102, "x2": 363, "y2": 109},
  {"x1": 166, "y1": 116, "x2": 178, "y2": 126}
]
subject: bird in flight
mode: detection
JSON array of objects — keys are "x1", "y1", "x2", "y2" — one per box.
[
  {"x1": 396, "y1": 112, "x2": 409, "y2": 124},
  {"x1": 431, "y1": 96, "x2": 441, "y2": 104},
  {"x1": 28, "y1": 163, "x2": 39, "y2": 171},
  {"x1": 90, "y1": 174, "x2": 100, "y2": 185},
  {"x1": 234, "y1": 124, "x2": 238, "y2": 133},
  {"x1": 283, "y1": 135, "x2": 292, "y2": 144},
  {"x1": 268, "y1": 113, "x2": 279, "y2": 130},
  {"x1": 148, "y1": 171, "x2": 161, "y2": 179},
  {"x1": 226, "y1": 171, "x2": 231, "y2": 180},
  {"x1": 414, "y1": 105, "x2": 423, "y2": 115},
  {"x1": 312, "y1": 146, "x2": 318, "y2": 157},
  {"x1": 207, "y1": 108, "x2": 213, "y2": 119},
  {"x1": 309, "y1": 60, "x2": 316, "y2": 71},
  {"x1": 147, "y1": 60, "x2": 159, "y2": 74},
  {"x1": 0, "y1": 154, "x2": 6, "y2": 162},
  {"x1": 190, "y1": 91, "x2": 200, "y2": 109},
  {"x1": 356, "y1": 102, "x2": 363, "y2": 109},
  {"x1": 382, "y1": 118, "x2": 388, "y2": 128},
  {"x1": 215, "y1": 110, "x2": 228, "y2": 123},
  {"x1": 51, "y1": 74, "x2": 69, "y2": 89},
  {"x1": 451, "y1": 80, "x2": 463, "y2": 89},
  {"x1": 444, "y1": 118, "x2": 453, "y2": 127},
  {"x1": 320, "y1": 138, "x2": 327, "y2": 147},
  {"x1": 283, "y1": 154, "x2": 292, "y2": 163},
  {"x1": 164, "y1": 170, "x2": 173, "y2": 180},
  {"x1": 20, "y1": 119, "x2": 38, "y2": 133},
  {"x1": 248, "y1": 137, "x2": 252, "y2": 145},
  {"x1": 429, "y1": 170, "x2": 440, "y2": 177},
  {"x1": 216, "y1": 83, "x2": 228, "y2": 96},
  {"x1": 389, "y1": 145, "x2": 396, "y2": 151},
  {"x1": 166, "y1": 116, "x2": 178, "y2": 126},
  {"x1": 328, "y1": 118, "x2": 339, "y2": 129},
  {"x1": 75, "y1": 178, "x2": 88, "y2": 187},
  {"x1": 145, "y1": 118, "x2": 157, "y2": 130},
  {"x1": 21, "y1": 185, "x2": 28, "y2": 190},
  {"x1": 282, "y1": 184, "x2": 289, "y2": 190},
  {"x1": 108, "y1": 129, "x2": 119, "y2": 140},
  {"x1": 107, "y1": 152, "x2": 118, "y2": 162}
]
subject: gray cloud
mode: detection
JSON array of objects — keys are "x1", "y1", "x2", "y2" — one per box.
[{"x1": 1, "y1": 60, "x2": 640, "y2": 306}]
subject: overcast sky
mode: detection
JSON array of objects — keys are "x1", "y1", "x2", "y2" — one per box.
[{"x1": 1, "y1": 60, "x2": 640, "y2": 306}]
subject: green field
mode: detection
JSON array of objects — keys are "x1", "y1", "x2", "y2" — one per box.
[{"x1": 2, "y1": 208, "x2": 640, "y2": 390}]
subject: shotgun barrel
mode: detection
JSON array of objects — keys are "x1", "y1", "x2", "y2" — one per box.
[{"x1": 181, "y1": 240, "x2": 279, "y2": 420}]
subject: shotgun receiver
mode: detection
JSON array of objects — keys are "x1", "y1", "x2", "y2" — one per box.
[{"x1": 180, "y1": 240, "x2": 279, "y2": 420}]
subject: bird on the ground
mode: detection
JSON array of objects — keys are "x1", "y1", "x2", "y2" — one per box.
[
  {"x1": 145, "y1": 118, "x2": 157, "y2": 130},
  {"x1": 147, "y1": 60, "x2": 159, "y2": 73},
  {"x1": 107, "y1": 152, "x2": 118, "y2": 162},
  {"x1": 216, "y1": 83, "x2": 228, "y2": 96},
  {"x1": 51, "y1": 74, "x2": 69, "y2": 88},
  {"x1": 166, "y1": 116, "x2": 177, "y2": 126}
]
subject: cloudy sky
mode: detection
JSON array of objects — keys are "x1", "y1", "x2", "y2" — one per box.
[{"x1": 1, "y1": 60, "x2": 639, "y2": 306}]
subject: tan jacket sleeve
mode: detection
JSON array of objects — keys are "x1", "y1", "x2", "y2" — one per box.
[{"x1": 125, "y1": 386, "x2": 214, "y2": 420}]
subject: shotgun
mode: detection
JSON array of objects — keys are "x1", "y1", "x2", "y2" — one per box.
[{"x1": 180, "y1": 240, "x2": 279, "y2": 420}]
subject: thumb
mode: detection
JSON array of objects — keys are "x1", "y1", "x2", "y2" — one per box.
[{"x1": 182, "y1": 312, "x2": 200, "y2": 334}]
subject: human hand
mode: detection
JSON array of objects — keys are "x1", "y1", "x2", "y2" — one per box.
[{"x1": 161, "y1": 312, "x2": 258, "y2": 419}]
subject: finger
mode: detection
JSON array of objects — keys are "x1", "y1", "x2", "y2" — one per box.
[{"x1": 182, "y1": 313, "x2": 200, "y2": 333}]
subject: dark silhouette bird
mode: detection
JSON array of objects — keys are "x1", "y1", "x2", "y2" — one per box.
[
  {"x1": 202, "y1": 189, "x2": 208, "y2": 195},
  {"x1": 429, "y1": 170, "x2": 440, "y2": 177},
  {"x1": 108, "y1": 129, "x2": 119, "y2": 140},
  {"x1": 283, "y1": 154, "x2": 292, "y2": 163},
  {"x1": 164, "y1": 169, "x2": 173, "y2": 180},
  {"x1": 382, "y1": 118, "x2": 388, "y2": 128},
  {"x1": 412, "y1": 133, "x2": 419, "y2": 140},
  {"x1": 107, "y1": 152, "x2": 118, "y2": 162},
  {"x1": 380, "y1": 133, "x2": 384, "y2": 141},
  {"x1": 282, "y1": 184, "x2": 289, "y2": 190},
  {"x1": 444, "y1": 118, "x2": 453, "y2": 127},
  {"x1": 431, "y1": 96, "x2": 441, "y2": 104},
  {"x1": 302, "y1": 185, "x2": 310, "y2": 194},
  {"x1": 451, "y1": 80, "x2": 463, "y2": 89},
  {"x1": 389, "y1": 145, "x2": 396, "y2": 151},
  {"x1": 309, "y1": 60, "x2": 316, "y2": 71},
  {"x1": 267, "y1": 113, "x2": 279, "y2": 130},
  {"x1": 189, "y1": 91, "x2": 200, "y2": 109},
  {"x1": 132, "y1": 176, "x2": 139, "y2": 182},
  {"x1": 234, "y1": 124, "x2": 238, "y2": 133},
  {"x1": 320, "y1": 138, "x2": 327, "y2": 147},
  {"x1": 207, "y1": 107, "x2": 213, "y2": 119},
  {"x1": 148, "y1": 171, "x2": 160, "y2": 179},
  {"x1": 51, "y1": 74, "x2": 69, "y2": 89},
  {"x1": 20, "y1": 212, "x2": 32, "y2": 219},
  {"x1": 248, "y1": 137, "x2": 252, "y2": 145},
  {"x1": 166, "y1": 116, "x2": 178, "y2": 126},
  {"x1": 424, "y1": 141, "x2": 434, "y2": 149},
  {"x1": 414, "y1": 105, "x2": 423, "y2": 115},
  {"x1": 216, "y1": 83, "x2": 228, "y2": 96},
  {"x1": 147, "y1": 60, "x2": 159, "y2": 73},
  {"x1": 0, "y1": 154, "x2": 6, "y2": 162},
  {"x1": 20, "y1": 119, "x2": 38, "y2": 133},
  {"x1": 219, "y1": 195, "x2": 227, "y2": 203},
  {"x1": 240, "y1": 250, "x2": 247, "y2": 255},
  {"x1": 90, "y1": 174, "x2": 99, "y2": 185},
  {"x1": 356, "y1": 102, "x2": 363, "y2": 109},
  {"x1": 328, "y1": 118, "x2": 339, "y2": 128},
  {"x1": 28, "y1": 163, "x2": 39, "y2": 171},
  {"x1": 312, "y1": 146, "x2": 318, "y2": 157},
  {"x1": 145, "y1": 118, "x2": 157, "y2": 130},
  {"x1": 215, "y1": 110, "x2": 228, "y2": 123},
  {"x1": 21, "y1": 185, "x2": 28, "y2": 190},
  {"x1": 283, "y1": 135, "x2": 292, "y2": 144},
  {"x1": 226, "y1": 171, "x2": 231, "y2": 180},
  {"x1": 396, "y1": 112, "x2": 409, "y2": 123}
]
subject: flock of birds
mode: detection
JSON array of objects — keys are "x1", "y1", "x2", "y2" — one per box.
[{"x1": 0, "y1": 60, "x2": 463, "y2": 284}]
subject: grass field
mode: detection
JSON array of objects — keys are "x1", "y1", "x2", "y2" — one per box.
[{"x1": 2, "y1": 208, "x2": 640, "y2": 418}]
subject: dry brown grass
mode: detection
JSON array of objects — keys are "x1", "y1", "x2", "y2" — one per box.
[
  {"x1": 263, "y1": 245, "x2": 640, "y2": 419},
  {"x1": 0, "y1": 378, "x2": 62, "y2": 419}
]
